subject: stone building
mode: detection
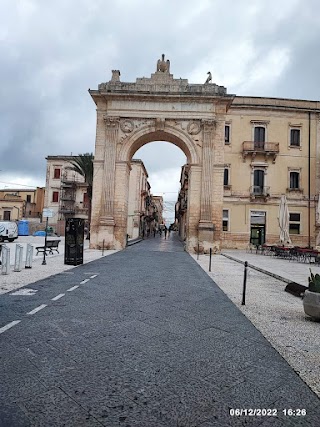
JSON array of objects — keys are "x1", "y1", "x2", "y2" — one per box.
[
  {"x1": 45, "y1": 156, "x2": 89, "y2": 233},
  {"x1": 89, "y1": 55, "x2": 320, "y2": 252},
  {"x1": 127, "y1": 159, "x2": 152, "y2": 239},
  {"x1": 0, "y1": 187, "x2": 45, "y2": 221},
  {"x1": 222, "y1": 96, "x2": 319, "y2": 248}
]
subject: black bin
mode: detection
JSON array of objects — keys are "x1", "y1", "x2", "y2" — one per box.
[{"x1": 64, "y1": 218, "x2": 84, "y2": 265}]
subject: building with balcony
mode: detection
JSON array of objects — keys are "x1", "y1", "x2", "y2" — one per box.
[
  {"x1": 45, "y1": 156, "x2": 89, "y2": 233},
  {"x1": 127, "y1": 159, "x2": 163, "y2": 239},
  {"x1": 176, "y1": 96, "x2": 320, "y2": 249}
]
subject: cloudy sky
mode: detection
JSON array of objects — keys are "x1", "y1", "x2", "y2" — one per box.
[{"x1": 1, "y1": 0, "x2": 320, "y2": 218}]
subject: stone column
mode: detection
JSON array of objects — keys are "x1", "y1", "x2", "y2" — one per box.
[
  {"x1": 100, "y1": 116, "x2": 120, "y2": 225},
  {"x1": 198, "y1": 119, "x2": 216, "y2": 251},
  {"x1": 186, "y1": 165, "x2": 201, "y2": 252},
  {"x1": 114, "y1": 160, "x2": 131, "y2": 249},
  {"x1": 211, "y1": 119, "x2": 225, "y2": 250}
]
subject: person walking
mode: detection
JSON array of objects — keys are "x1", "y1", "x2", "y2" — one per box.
[{"x1": 164, "y1": 226, "x2": 168, "y2": 239}]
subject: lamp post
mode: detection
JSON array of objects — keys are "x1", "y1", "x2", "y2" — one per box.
[
  {"x1": 42, "y1": 215, "x2": 48, "y2": 265},
  {"x1": 13, "y1": 206, "x2": 20, "y2": 220}
]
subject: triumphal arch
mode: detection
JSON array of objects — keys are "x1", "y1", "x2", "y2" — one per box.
[{"x1": 89, "y1": 55, "x2": 234, "y2": 252}]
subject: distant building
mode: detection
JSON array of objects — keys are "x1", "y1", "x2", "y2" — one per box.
[
  {"x1": 0, "y1": 188, "x2": 45, "y2": 221},
  {"x1": 45, "y1": 156, "x2": 89, "y2": 233},
  {"x1": 45, "y1": 155, "x2": 163, "y2": 238}
]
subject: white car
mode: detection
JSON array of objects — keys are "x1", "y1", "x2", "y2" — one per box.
[{"x1": 0, "y1": 221, "x2": 18, "y2": 242}]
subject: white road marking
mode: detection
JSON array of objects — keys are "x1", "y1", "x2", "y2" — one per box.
[
  {"x1": 80, "y1": 279, "x2": 89, "y2": 284},
  {"x1": 67, "y1": 285, "x2": 79, "y2": 292},
  {"x1": 27, "y1": 304, "x2": 47, "y2": 315},
  {"x1": 10, "y1": 288, "x2": 38, "y2": 296},
  {"x1": 0, "y1": 320, "x2": 21, "y2": 334},
  {"x1": 90, "y1": 275, "x2": 98, "y2": 279},
  {"x1": 51, "y1": 293, "x2": 65, "y2": 301}
]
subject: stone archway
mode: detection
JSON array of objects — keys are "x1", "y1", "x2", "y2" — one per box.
[{"x1": 89, "y1": 55, "x2": 234, "y2": 252}]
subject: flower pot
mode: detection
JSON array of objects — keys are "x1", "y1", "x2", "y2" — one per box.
[{"x1": 303, "y1": 290, "x2": 320, "y2": 320}]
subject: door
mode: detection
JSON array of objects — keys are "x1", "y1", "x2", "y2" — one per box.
[
  {"x1": 250, "y1": 225, "x2": 265, "y2": 246},
  {"x1": 254, "y1": 126, "x2": 265, "y2": 149}
]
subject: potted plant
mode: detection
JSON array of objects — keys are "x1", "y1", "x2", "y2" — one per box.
[{"x1": 303, "y1": 269, "x2": 320, "y2": 320}]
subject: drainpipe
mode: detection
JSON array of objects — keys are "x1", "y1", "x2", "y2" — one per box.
[{"x1": 308, "y1": 111, "x2": 311, "y2": 248}]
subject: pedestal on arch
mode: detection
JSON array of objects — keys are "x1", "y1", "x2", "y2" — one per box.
[
  {"x1": 198, "y1": 221, "x2": 215, "y2": 254},
  {"x1": 93, "y1": 217, "x2": 115, "y2": 250}
]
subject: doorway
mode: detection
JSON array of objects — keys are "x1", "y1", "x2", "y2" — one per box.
[{"x1": 250, "y1": 225, "x2": 265, "y2": 246}]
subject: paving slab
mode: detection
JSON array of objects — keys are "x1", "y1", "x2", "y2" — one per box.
[{"x1": 0, "y1": 233, "x2": 319, "y2": 426}]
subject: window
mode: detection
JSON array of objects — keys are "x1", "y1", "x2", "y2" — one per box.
[
  {"x1": 290, "y1": 129, "x2": 300, "y2": 147},
  {"x1": 222, "y1": 209, "x2": 229, "y2": 231},
  {"x1": 290, "y1": 171, "x2": 300, "y2": 189},
  {"x1": 53, "y1": 168, "x2": 61, "y2": 179},
  {"x1": 3, "y1": 210, "x2": 11, "y2": 220},
  {"x1": 254, "y1": 126, "x2": 265, "y2": 148},
  {"x1": 83, "y1": 192, "x2": 89, "y2": 207},
  {"x1": 52, "y1": 191, "x2": 59, "y2": 203},
  {"x1": 253, "y1": 170, "x2": 265, "y2": 194},
  {"x1": 225, "y1": 125, "x2": 230, "y2": 144},
  {"x1": 289, "y1": 213, "x2": 300, "y2": 234},
  {"x1": 224, "y1": 168, "x2": 229, "y2": 186},
  {"x1": 26, "y1": 195, "x2": 31, "y2": 203}
]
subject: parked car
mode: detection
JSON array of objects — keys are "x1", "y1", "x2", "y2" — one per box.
[{"x1": 0, "y1": 221, "x2": 18, "y2": 242}]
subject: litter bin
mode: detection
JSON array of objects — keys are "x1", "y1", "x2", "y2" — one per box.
[{"x1": 64, "y1": 218, "x2": 84, "y2": 265}]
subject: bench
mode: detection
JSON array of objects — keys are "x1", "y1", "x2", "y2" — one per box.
[{"x1": 36, "y1": 239, "x2": 61, "y2": 255}]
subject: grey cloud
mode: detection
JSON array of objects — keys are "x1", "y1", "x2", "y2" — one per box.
[{"x1": 0, "y1": 0, "x2": 319, "y2": 188}]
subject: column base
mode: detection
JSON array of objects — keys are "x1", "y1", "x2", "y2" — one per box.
[{"x1": 198, "y1": 221, "x2": 220, "y2": 254}]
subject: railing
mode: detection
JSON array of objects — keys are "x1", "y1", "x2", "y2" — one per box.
[
  {"x1": 59, "y1": 207, "x2": 75, "y2": 214},
  {"x1": 242, "y1": 141, "x2": 279, "y2": 152},
  {"x1": 250, "y1": 186, "x2": 270, "y2": 197}
]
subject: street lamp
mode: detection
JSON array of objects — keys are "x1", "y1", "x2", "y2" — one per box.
[{"x1": 13, "y1": 206, "x2": 20, "y2": 220}]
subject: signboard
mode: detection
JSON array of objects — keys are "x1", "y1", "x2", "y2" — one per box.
[{"x1": 42, "y1": 209, "x2": 54, "y2": 218}]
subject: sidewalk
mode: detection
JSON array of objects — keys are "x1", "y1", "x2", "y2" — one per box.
[
  {"x1": 193, "y1": 249, "x2": 320, "y2": 400},
  {"x1": 0, "y1": 236, "x2": 117, "y2": 295},
  {"x1": 0, "y1": 234, "x2": 319, "y2": 426}
]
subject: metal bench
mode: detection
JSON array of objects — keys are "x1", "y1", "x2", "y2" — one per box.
[{"x1": 36, "y1": 239, "x2": 61, "y2": 255}]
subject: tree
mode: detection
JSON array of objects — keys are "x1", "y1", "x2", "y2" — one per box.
[{"x1": 67, "y1": 153, "x2": 94, "y2": 237}]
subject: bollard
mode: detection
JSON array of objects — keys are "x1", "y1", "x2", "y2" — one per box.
[
  {"x1": 25, "y1": 244, "x2": 33, "y2": 269},
  {"x1": 241, "y1": 261, "x2": 248, "y2": 305},
  {"x1": 209, "y1": 248, "x2": 212, "y2": 272},
  {"x1": 14, "y1": 244, "x2": 23, "y2": 272},
  {"x1": 1, "y1": 245, "x2": 10, "y2": 275},
  {"x1": 197, "y1": 243, "x2": 199, "y2": 260},
  {"x1": 102, "y1": 239, "x2": 105, "y2": 256}
]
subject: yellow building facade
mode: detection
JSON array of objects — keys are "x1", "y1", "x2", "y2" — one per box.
[{"x1": 221, "y1": 96, "x2": 320, "y2": 248}]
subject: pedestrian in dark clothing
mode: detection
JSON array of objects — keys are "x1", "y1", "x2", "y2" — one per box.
[{"x1": 164, "y1": 226, "x2": 168, "y2": 239}]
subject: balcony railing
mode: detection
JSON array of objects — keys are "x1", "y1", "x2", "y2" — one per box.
[
  {"x1": 242, "y1": 141, "x2": 279, "y2": 163},
  {"x1": 59, "y1": 207, "x2": 75, "y2": 214},
  {"x1": 250, "y1": 186, "x2": 270, "y2": 199}
]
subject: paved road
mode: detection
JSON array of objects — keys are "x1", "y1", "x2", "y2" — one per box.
[{"x1": 1, "y1": 234, "x2": 320, "y2": 426}]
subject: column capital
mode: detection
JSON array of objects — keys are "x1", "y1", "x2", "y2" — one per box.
[
  {"x1": 202, "y1": 117, "x2": 217, "y2": 130},
  {"x1": 103, "y1": 115, "x2": 120, "y2": 128}
]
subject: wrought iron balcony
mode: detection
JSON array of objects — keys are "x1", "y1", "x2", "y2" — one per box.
[
  {"x1": 250, "y1": 186, "x2": 270, "y2": 200},
  {"x1": 59, "y1": 206, "x2": 75, "y2": 214},
  {"x1": 242, "y1": 141, "x2": 279, "y2": 163}
]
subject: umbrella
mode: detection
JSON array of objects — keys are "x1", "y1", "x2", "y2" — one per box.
[{"x1": 278, "y1": 195, "x2": 292, "y2": 245}]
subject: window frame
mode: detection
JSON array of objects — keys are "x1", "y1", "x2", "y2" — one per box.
[
  {"x1": 289, "y1": 212, "x2": 301, "y2": 235},
  {"x1": 290, "y1": 128, "x2": 301, "y2": 148},
  {"x1": 53, "y1": 168, "x2": 61, "y2": 179},
  {"x1": 222, "y1": 209, "x2": 229, "y2": 231},
  {"x1": 52, "y1": 191, "x2": 59, "y2": 203},
  {"x1": 225, "y1": 124, "x2": 231, "y2": 145}
]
